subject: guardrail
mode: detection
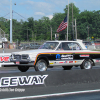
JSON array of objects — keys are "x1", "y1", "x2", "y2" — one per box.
[
  {"x1": 0, "y1": 69, "x2": 100, "y2": 99},
  {"x1": 0, "y1": 69, "x2": 100, "y2": 88}
]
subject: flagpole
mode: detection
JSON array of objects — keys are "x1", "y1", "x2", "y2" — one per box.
[
  {"x1": 67, "y1": 0, "x2": 69, "y2": 41},
  {"x1": 10, "y1": 0, "x2": 12, "y2": 43}
]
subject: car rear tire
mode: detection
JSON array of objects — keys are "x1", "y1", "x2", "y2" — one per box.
[
  {"x1": 18, "y1": 66, "x2": 29, "y2": 72},
  {"x1": 80, "y1": 59, "x2": 92, "y2": 69},
  {"x1": 35, "y1": 59, "x2": 47, "y2": 71},
  {"x1": 62, "y1": 66, "x2": 73, "y2": 70}
]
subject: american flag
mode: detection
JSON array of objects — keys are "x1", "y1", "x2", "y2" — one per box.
[{"x1": 57, "y1": 16, "x2": 67, "y2": 33}]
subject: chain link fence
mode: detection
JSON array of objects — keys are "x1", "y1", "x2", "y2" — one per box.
[
  {"x1": 2, "y1": 40, "x2": 46, "y2": 50},
  {"x1": 1, "y1": 36, "x2": 100, "y2": 51}
]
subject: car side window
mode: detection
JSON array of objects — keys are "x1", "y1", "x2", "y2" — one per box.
[
  {"x1": 68, "y1": 42, "x2": 81, "y2": 50},
  {"x1": 57, "y1": 42, "x2": 70, "y2": 50},
  {"x1": 57, "y1": 42, "x2": 81, "y2": 50}
]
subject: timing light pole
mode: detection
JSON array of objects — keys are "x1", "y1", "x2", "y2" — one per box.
[{"x1": 10, "y1": 0, "x2": 12, "y2": 43}]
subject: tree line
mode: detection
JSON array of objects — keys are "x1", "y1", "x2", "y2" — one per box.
[{"x1": 0, "y1": 3, "x2": 100, "y2": 42}]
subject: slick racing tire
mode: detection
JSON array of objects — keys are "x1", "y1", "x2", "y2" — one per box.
[
  {"x1": 62, "y1": 66, "x2": 73, "y2": 70},
  {"x1": 18, "y1": 66, "x2": 29, "y2": 72},
  {"x1": 80, "y1": 59, "x2": 92, "y2": 69},
  {"x1": 35, "y1": 59, "x2": 47, "y2": 71}
]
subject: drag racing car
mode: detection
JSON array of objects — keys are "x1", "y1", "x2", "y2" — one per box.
[{"x1": 10, "y1": 41, "x2": 100, "y2": 72}]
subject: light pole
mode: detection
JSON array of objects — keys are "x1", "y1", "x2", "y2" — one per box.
[{"x1": 10, "y1": 0, "x2": 12, "y2": 43}]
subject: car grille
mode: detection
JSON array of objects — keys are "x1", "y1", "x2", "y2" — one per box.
[{"x1": 14, "y1": 54, "x2": 29, "y2": 60}]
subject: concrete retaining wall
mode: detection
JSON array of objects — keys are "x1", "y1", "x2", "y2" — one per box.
[{"x1": 0, "y1": 69, "x2": 100, "y2": 88}]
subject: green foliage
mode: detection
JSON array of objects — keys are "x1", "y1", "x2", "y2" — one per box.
[{"x1": 0, "y1": 3, "x2": 100, "y2": 42}]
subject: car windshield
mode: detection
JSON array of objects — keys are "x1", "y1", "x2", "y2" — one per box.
[{"x1": 39, "y1": 42, "x2": 59, "y2": 50}]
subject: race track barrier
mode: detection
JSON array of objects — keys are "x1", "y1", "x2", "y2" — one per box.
[
  {"x1": 0, "y1": 69, "x2": 100, "y2": 99},
  {"x1": 0, "y1": 69, "x2": 100, "y2": 88}
]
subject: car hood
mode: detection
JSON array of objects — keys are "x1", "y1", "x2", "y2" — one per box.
[
  {"x1": 11, "y1": 49, "x2": 99, "y2": 55},
  {"x1": 11, "y1": 49, "x2": 55, "y2": 55}
]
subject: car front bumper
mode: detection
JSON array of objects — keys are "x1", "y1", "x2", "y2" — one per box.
[{"x1": 10, "y1": 59, "x2": 35, "y2": 67}]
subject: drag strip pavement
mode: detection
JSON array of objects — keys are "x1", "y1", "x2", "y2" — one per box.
[{"x1": 0, "y1": 68, "x2": 100, "y2": 99}]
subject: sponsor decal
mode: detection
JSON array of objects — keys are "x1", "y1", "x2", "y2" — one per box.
[
  {"x1": 50, "y1": 62, "x2": 54, "y2": 64},
  {"x1": 96, "y1": 60, "x2": 99, "y2": 62},
  {"x1": 56, "y1": 54, "x2": 61, "y2": 60},
  {"x1": 56, "y1": 54, "x2": 73, "y2": 60},
  {"x1": 0, "y1": 56, "x2": 9, "y2": 62},
  {"x1": 59, "y1": 62, "x2": 64, "y2": 63},
  {"x1": 74, "y1": 61, "x2": 77, "y2": 63},
  {"x1": 80, "y1": 55, "x2": 89, "y2": 57},
  {"x1": 68, "y1": 61, "x2": 77, "y2": 63},
  {"x1": 0, "y1": 75, "x2": 48, "y2": 87},
  {"x1": 59, "y1": 61, "x2": 77, "y2": 64},
  {"x1": 69, "y1": 61, "x2": 73, "y2": 63},
  {"x1": 61, "y1": 55, "x2": 73, "y2": 60},
  {"x1": 56, "y1": 60, "x2": 77, "y2": 64},
  {"x1": 64, "y1": 61, "x2": 68, "y2": 63}
]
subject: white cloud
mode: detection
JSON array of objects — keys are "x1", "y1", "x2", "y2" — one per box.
[
  {"x1": 20, "y1": 0, "x2": 35, "y2": 5},
  {"x1": 47, "y1": 15, "x2": 53, "y2": 20},
  {"x1": 35, "y1": 12, "x2": 45, "y2": 16},
  {"x1": 20, "y1": 0, "x2": 54, "y2": 13},
  {"x1": 19, "y1": 0, "x2": 55, "y2": 20},
  {"x1": 1, "y1": 0, "x2": 100, "y2": 21},
  {"x1": 45, "y1": 0, "x2": 73, "y2": 7}
]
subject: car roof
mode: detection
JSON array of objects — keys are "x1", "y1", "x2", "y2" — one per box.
[
  {"x1": 46, "y1": 40, "x2": 82, "y2": 43},
  {"x1": 45, "y1": 40, "x2": 87, "y2": 50}
]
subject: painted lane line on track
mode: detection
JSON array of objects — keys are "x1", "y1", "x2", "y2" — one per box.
[{"x1": 2, "y1": 89, "x2": 100, "y2": 100}]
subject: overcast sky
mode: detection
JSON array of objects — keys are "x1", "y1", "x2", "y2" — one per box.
[{"x1": 0, "y1": 0, "x2": 100, "y2": 21}]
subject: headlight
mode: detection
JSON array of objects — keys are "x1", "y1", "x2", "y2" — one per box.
[
  {"x1": 9, "y1": 55, "x2": 14, "y2": 61},
  {"x1": 27, "y1": 56, "x2": 30, "y2": 60},
  {"x1": 10, "y1": 55, "x2": 14, "y2": 59}
]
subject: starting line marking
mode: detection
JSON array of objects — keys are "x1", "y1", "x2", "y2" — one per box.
[{"x1": 2, "y1": 89, "x2": 100, "y2": 100}]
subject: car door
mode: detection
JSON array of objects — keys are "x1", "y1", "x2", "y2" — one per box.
[{"x1": 55, "y1": 42, "x2": 81, "y2": 66}]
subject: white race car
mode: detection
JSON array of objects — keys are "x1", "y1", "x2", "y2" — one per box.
[{"x1": 10, "y1": 41, "x2": 100, "y2": 72}]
